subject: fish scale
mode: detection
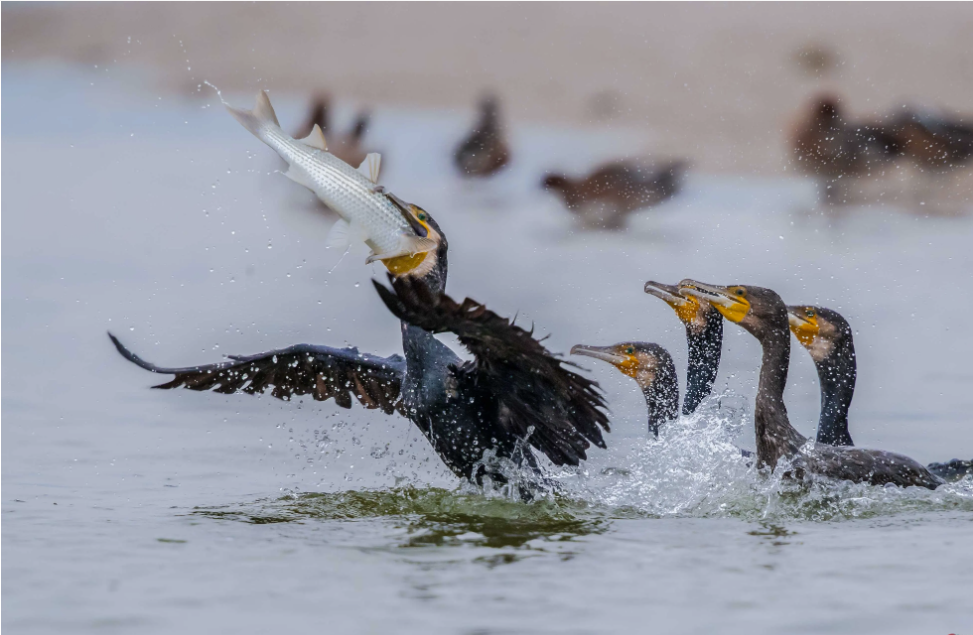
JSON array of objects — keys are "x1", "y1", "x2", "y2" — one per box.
[{"x1": 225, "y1": 91, "x2": 418, "y2": 258}]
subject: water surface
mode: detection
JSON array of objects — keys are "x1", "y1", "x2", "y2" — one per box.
[{"x1": 3, "y1": 67, "x2": 973, "y2": 634}]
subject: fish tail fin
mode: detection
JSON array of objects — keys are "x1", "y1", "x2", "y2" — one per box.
[{"x1": 225, "y1": 90, "x2": 282, "y2": 141}]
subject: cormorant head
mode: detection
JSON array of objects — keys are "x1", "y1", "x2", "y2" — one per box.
[
  {"x1": 570, "y1": 342, "x2": 673, "y2": 390},
  {"x1": 542, "y1": 173, "x2": 570, "y2": 191},
  {"x1": 644, "y1": 280, "x2": 717, "y2": 332},
  {"x1": 479, "y1": 93, "x2": 501, "y2": 123},
  {"x1": 350, "y1": 111, "x2": 370, "y2": 142},
  {"x1": 381, "y1": 198, "x2": 449, "y2": 293},
  {"x1": 787, "y1": 305, "x2": 852, "y2": 363},
  {"x1": 813, "y1": 95, "x2": 841, "y2": 122},
  {"x1": 678, "y1": 280, "x2": 787, "y2": 341}
]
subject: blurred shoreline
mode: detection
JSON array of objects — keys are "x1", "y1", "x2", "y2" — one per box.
[{"x1": 4, "y1": 3, "x2": 973, "y2": 174}]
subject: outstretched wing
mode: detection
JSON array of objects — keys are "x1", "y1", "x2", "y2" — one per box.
[
  {"x1": 109, "y1": 333, "x2": 405, "y2": 415},
  {"x1": 373, "y1": 276, "x2": 610, "y2": 466}
]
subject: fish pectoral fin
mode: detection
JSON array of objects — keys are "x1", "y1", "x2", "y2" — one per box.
[
  {"x1": 326, "y1": 219, "x2": 369, "y2": 249},
  {"x1": 283, "y1": 166, "x2": 313, "y2": 189},
  {"x1": 364, "y1": 235, "x2": 438, "y2": 264},
  {"x1": 299, "y1": 124, "x2": 328, "y2": 151},
  {"x1": 356, "y1": 153, "x2": 382, "y2": 184}
]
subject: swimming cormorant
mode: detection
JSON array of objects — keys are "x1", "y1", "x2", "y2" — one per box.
[
  {"x1": 785, "y1": 305, "x2": 856, "y2": 447},
  {"x1": 788, "y1": 304, "x2": 972, "y2": 481},
  {"x1": 679, "y1": 280, "x2": 942, "y2": 489},
  {"x1": 571, "y1": 343, "x2": 679, "y2": 437},
  {"x1": 643, "y1": 281, "x2": 723, "y2": 415},
  {"x1": 891, "y1": 106, "x2": 973, "y2": 173},
  {"x1": 791, "y1": 95, "x2": 901, "y2": 204},
  {"x1": 542, "y1": 159, "x2": 685, "y2": 230},
  {"x1": 110, "y1": 203, "x2": 609, "y2": 495},
  {"x1": 454, "y1": 94, "x2": 511, "y2": 178}
]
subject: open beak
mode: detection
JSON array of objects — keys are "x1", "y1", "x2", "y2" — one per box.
[
  {"x1": 570, "y1": 344, "x2": 628, "y2": 365},
  {"x1": 385, "y1": 192, "x2": 428, "y2": 237},
  {"x1": 786, "y1": 308, "x2": 811, "y2": 330},
  {"x1": 644, "y1": 281, "x2": 689, "y2": 306},
  {"x1": 677, "y1": 279, "x2": 750, "y2": 322}
]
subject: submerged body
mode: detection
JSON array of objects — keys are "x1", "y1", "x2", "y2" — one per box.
[
  {"x1": 679, "y1": 280, "x2": 942, "y2": 490},
  {"x1": 788, "y1": 304, "x2": 972, "y2": 481}
]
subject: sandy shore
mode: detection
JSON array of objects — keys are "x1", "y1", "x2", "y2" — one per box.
[{"x1": 4, "y1": 3, "x2": 973, "y2": 173}]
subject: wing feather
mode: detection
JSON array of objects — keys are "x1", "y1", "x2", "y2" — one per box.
[{"x1": 109, "y1": 334, "x2": 405, "y2": 415}]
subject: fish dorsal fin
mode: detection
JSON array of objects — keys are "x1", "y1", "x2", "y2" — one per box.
[
  {"x1": 357, "y1": 153, "x2": 382, "y2": 184},
  {"x1": 254, "y1": 90, "x2": 280, "y2": 128},
  {"x1": 299, "y1": 123, "x2": 328, "y2": 151}
]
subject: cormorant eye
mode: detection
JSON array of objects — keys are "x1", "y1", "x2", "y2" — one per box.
[
  {"x1": 735, "y1": 288, "x2": 745, "y2": 296},
  {"x1": 806, "y1": 309, "x2": 815, "y2": 318},
  {"x1": 416, "y1": 210, "x2": 428, "y2": 222},
  {"x1": 625, "y1": 346, "x2": 635, "y2": 355}
]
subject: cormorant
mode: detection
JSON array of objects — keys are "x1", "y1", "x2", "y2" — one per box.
[
  {"x1": 110, "y1": 203, "x2": 609, "y2": 496},
  {"x1": 643, "y1": 281, "x2": 723, "y2": 415},
  {"x1": 570, "y1": 343, "x2": 679, "y2": 437},
  {"x1": 679, "y1": 280, "x2": 942, "y2": 489},
  {"x1": 791, "y1": 95, "x2": 901, "y2": 204},
  {"x1": 785, "y1": 305, "x2": 856, "y2": 447},
  {"x1": 891, "y1": 106, "x2": 973, "y2": 173},
  {"x1": 542, "y1": 159, "x2": 685, "y2": 230},
  {"x1": 788, "y1": 304, "x2": 973, "y2": 481},
  {"x1": 454, "y1": 94, "x2": 511, "y2": 178}
]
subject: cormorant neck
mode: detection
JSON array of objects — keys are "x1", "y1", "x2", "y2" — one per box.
[
  {"x1": 813, "y1": 337, "x2": 856, "y2": 446},
  {"x1": 642, "y1": 364, "x2": 679, "y2": 438},
  {"x1": 683, "y1": 316, "x2": 723, "y2": 415},
  {"x1": 753, "y1": 325, "x2": 806, "y2": 469}
]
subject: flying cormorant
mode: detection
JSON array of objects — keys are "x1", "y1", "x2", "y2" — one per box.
[{"x1": 110, "y1": 202, "x2": 609, "y2": 496}]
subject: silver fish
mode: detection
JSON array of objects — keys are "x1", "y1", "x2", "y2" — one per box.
[{"x1": 224, "y1": 91, "x2": 437, "y2": 270}]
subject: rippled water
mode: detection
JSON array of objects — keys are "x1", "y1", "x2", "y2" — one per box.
[{"x1": 4, "y1": 67, "x2": 973, "y2": 633}]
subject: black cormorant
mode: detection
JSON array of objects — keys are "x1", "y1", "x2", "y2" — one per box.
[
  {"x1": 786, "y1": 306, "x2": 856, "y2": 446},
  {"x1": 110, "y1": 203, "x2": 609, "y2": 496},
  {"x1": 643, "y1": 281, "x2": 723, "y2": 415},
  {"x1": 679, "y1": 280, "x2": 942, "y2": 489},
  {"x1": 788, "y1": 304, "x2": 972, "y2": 481},
  {"x1": 791, "y1": 95, "x2": 902, "y2": 204},
  {"x1": 542, "y1": 159, "x2": 685, "y2": 230},
  {"x1": 570, "y1": 343, "x2": 679, "y2": 437},
  {"x1": 454, "y1": 94, "x2": 511, "y2": 178}
]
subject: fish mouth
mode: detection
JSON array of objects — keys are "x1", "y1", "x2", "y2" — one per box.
[
  {"x1": 644, "y1": 281, "x2": 690, "y2": 306},
  {"x1": 570, "y1": 344, "x2": 628, "y2": 365}
]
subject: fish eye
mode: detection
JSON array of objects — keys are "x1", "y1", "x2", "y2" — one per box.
[
  {"x1": 805, "y1": 308, "x2": 816, "y2": 318},
  {"x1": 625, "y1": 346, "x2": 635, "y2": 355}
]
